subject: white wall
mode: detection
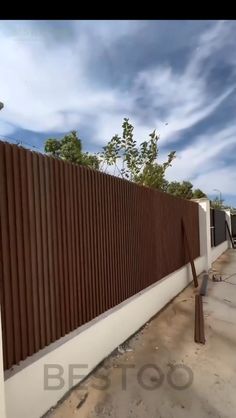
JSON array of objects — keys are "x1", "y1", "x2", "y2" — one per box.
[
  {"x1": 193, "y1": 199, "x2": 230, "y2": 267},
  {"x1": 4, "y1": 255, "x2": 205, "y2": 418},
  {"x1": 211, "y1": 241, "x2": 228, "y2": 264}
]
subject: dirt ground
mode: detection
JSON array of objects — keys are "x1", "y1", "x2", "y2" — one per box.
[{"x1": 46, "y1": 249, "x2": 236, "y2": 418}]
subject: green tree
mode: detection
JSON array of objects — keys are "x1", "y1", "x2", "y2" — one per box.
[
  {"x1": 167, "y1": 181, "x2": 194, "y2": 199},
  {"x1": 44, "y1": 121, "x2": 208, "y2": 200},
  {"x1": 167, "y1": 181, "x2": 207, "y2": 200},
  {"x1": 100, "y1": 118, "x2": 176, "y2": 190},
  {"x1": 44, "y1": 131, "x2": 99, "y2": 170},
  {"x1": 192, "y1": 188, "x2": 207, "y2": 199}
]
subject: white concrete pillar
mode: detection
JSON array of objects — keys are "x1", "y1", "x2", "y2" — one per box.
[
  {"x1": 224, "y1": 209, "x2": 232, "y2": 248},
  {"x1": 192, "y1": 198, "x2": 211, "y2": 271},
  {"x1": 0, "y1": 307, "x2": 6, "y2": 418}
]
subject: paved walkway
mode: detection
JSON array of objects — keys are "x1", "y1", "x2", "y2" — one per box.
[{"x1": 47, "y1": 249, "x2": 236, "y2": 418}]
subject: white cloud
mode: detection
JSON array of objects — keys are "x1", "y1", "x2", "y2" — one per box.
[
  {"x1": 0, "y1": 28, "x2": 130, "y2": 134},
  {"x1": 0, "y1": 20, "x2": 233, "y2": 141},
  {"x1": 132, "y1": 20, "x2": 235, "y2": 145},
  {"x1": 192, "y1": 167, "x2": 236, "y2": 198},
  {"x1": 163, "y1": 125, "x2": 236, "y2": 196}
]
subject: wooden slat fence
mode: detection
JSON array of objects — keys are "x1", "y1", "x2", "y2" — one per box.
[{"x1": 0, "y1": 141, "x2": 200, "y2": 370}]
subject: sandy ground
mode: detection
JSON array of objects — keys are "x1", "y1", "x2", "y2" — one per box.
[{"x1": 46, "y1": 249, "x2": 236, "y2": 418}]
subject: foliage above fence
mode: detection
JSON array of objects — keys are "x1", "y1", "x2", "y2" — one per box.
[{"x1": 0, "y1": 141, "x2": 200, "y2": 370}]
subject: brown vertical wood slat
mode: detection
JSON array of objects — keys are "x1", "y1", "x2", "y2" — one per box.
[
  {"x1": 94, "y1": 171, "x2": 102, "y2": 316},
  {"x1": 110, "y1": 175, "x2": 116, "y2": 308},
  {"x1": 0, "y1": 209, "x2": 7, "y2": 369},
  {"x1": 38, "y1": 153, "x2": 51, "y2": 345},
  {"x1": 49, "y1": 157, "x2": 61, "y2": 340},
  {"x1": 0, "y1": 231, "x2": 7, "y2": 369},
  {"x1": 19, "y1": 148, "x2": 35, "y2": 357},
  {"x1": 54, "y1": 158, "x2": 66, "y2": 336},
  {"x1": 130, "y1": 183, "x2": 136, "y2": 296},
  {"x1": 100, "y1": 174, "x2": 106, "y2": 312},
  {"x1": 72, "y1": 164, "x2": 81, "y2": 326},
  {"x1": 139, "y1": 188, "x2": 146, "y2": 293},
  {"x1": 102, "y1": 173, "x2": 109, "y2": 311},
  {"x1": 90, "y1": 170, "x2": 100, "y2": 318},
  {"x1": 77, "y1": 166, "x2": 86, "y2": 324},
  {"x1": 44, "y1": 156, "x2": 56, "y2": 341},
  {"x1": 139, "y1": 188, "x2": 145, "y2": 292},
  {"x1": 122, "y1": 180, "x2": 128, "y2": 299},
  {"x1": 105, "y1": 175, "x2": 112, "y2": 310},
  {"x1": 86, "y1": 169, "x2": 96, "y2": 319},
  {"x1": 64, "y1": 162, "x2": 74, "y2": 332},
  {"x1": 26, "y1": 150, "x2": 40, "y2": 353},
  {"x1": 119, "y1": 181, "x2": 125, "y2": 302},
  {"x1": 86, "y1": 169, "x2": 94, "y2": 320},
  {"x1": 117, "y1": 178, "x2": 124, "y2": 305},
  {"x1": 141, "y1": 187, "x2": 147, "y2": 290},
  {"x1": 6, "y1": 144, "x2": 22, "y2": 364},
  {"x1": 124, "y1": 181, "x2": 130, "y2": 300},
  {"x1": 32, "y1": 153, "x2": 45, "y2": 349},
  {"x1": 110, "y1": 176, "x2": 119, "y2": 306},
  {"x1": 128, "y1": 183, "x2": 134, "y2": 297},
  {"x1": 0, "y1": 142, "x2": 12, "y2": 368},
  {"x1": 119, "y1": 179, "x2": 125, "y2": 302},
  {"x1": 97, "y1": 172, "x2": 104, "y2": 312},
  {"x1": 80, "y1": 168, "x2": 91, "y2": 321},
  {"x1": 69, "y1": 163, "x2": 78, "y2": 327},
  {"x1": 114, "y1": 179, "x2": 121, "y2": 306},
  {"x1": 110, "y1": 175, "x2": 116, "y2": 307},
  {"x1": 101, "y1": 173, "x2": 108, "y2": 312},
  {"x1": 133, "y1": 187, "x2": 139, "y2": 295},
  {"x1": 131, "y1": 184, "x2": 136, "y2": 295},
  {"x1": 128, "y1": 183, "x2": 133, "y2": 294},
  {"x1": 111, "y1": 176, "x2": 118, "y2": 307},
  {"x1": 96, "y1": 172, "x2": 105, "y2": 314},
  {"x1": 59, "y1": 161, "x2": 70, "y2": 333},
  {"x1": 13, "y1": 146, "x2": 28, "y2": 358}
]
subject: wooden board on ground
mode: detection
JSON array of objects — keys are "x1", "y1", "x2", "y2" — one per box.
[{"x1": 195, "y1": 294, "x2": 205, "y2": 344}]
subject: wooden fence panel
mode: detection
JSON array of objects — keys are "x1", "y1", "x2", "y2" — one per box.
[{"x1": 0, "y1": 141, "x2": 200, "y2": 370}]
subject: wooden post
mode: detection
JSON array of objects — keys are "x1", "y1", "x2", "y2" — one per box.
[
  {"x1": 225, "y1": 220, "x2": 235, "y2": 249},
  {"x1": 182, "y1": 217, "x2": 198, "y2": 288}
]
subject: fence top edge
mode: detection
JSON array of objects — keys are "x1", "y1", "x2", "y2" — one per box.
[{"x1": 0, "y1": 139, "x2": 200, "y2": 207}]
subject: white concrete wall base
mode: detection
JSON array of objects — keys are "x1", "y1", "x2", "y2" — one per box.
[
  {"x1": 5, "y1": 256, "x2": 205, "y2": 418},
  {"x1": 211, "y1": 241, "x2": 228, "y2": 264}
]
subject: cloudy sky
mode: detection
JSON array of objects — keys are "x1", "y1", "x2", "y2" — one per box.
[{"x1": 0, "y1": 20, "x2": 236, "y2": 205}]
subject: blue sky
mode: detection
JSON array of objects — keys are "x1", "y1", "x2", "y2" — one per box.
[{"x1": 0, "y1": 20, "x2": 236, "y2": 206}]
